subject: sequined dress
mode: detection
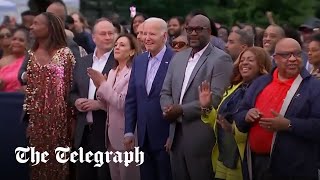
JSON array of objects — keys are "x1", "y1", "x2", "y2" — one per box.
[{"x1": 23, "y1": 47, "x2": 75, "y2": 180}]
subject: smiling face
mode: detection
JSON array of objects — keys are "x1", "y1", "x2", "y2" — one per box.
[
  {"x1": 263, "y1": 25, "x2": 284, "y2": 54},
  {"x1": 239, "y1": 50, "x2": 260, "y2": 82},
  {"x1": 143, "y1": 21, "x2": 166, "y2": 55},
  {"x1": 11, "y1": 30, "x2": 28, "y2": 55},
  {"x1": 186, "y1": 15, "x2": 211, "y2": 50},
  {"x1": 274, "y1": 38, "x2": 303, "y2": 79}
]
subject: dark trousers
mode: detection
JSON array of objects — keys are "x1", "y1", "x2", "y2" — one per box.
[
  {"x1": 140, "y1": 132, "x2": 172, "y2": 180},
  {"x1": 75, "y1": 125, "x2": 111, "y2": 180},
  {"x1": 170, "y1": 123, "x2": 214, "y2": 180},
  {"x1": 251, "y1": 153, "x2": 317, "y2": 180}
]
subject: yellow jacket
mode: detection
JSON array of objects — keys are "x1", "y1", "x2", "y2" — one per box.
[{"x1": 201, "y1": 83, "x2": 248, "y2": 174}]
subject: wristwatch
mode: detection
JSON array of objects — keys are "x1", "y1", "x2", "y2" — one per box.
[
  {"x1": 288, "y1": 120, "x2": 292, "y2": 131},
  {"x1": 201, "y1": 106, "x2": 213, "y2": 117}
]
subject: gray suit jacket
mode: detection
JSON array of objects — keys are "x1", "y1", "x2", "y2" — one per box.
[
  {"x1": 69, "y1": 53, "x2": 115, "y2": 149},
  {"x1": 160, "y1": 44, "x2": 233, "y2": 154}
]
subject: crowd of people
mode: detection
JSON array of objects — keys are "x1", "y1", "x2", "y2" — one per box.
[{"x1": 1, "y1": 0, "x2": 320, "y2": 180}]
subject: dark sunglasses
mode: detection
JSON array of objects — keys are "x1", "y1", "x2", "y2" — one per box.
[
  {"x1": 0, "y1": 33, "x2": 12, "y2": 39},
  {"x1": 274, "y1": 51, "x2": 302, "y2": 59},
  {"x1": 185, "y1": 26, "x2": 209, "y2": 34},
  {"x1": 171, "y1": 41, "x2": 187, "y2": 49}
]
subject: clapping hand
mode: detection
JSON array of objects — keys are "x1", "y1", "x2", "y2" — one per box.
[
  {"x1": 217, "y1": 115, "x2": 233, "y2": 133},
  {"x1": 245, "y1": 108, "x2": 263, "y2": 123},
  {"x1": 87, "y1": 68, "x2": 107, "y2": 88},
  {"x1": 163, "y1": 104, "x2": 183, "y2": 123},
  {"x1": 259, "y1": 110, "x2": 290, "y2": 132}
]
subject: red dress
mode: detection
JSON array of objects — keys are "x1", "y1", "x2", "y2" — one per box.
[
  {"x1": 0, "y1": 56, "x2": 24, "y2": 92},
  {"x1": 23, "y1": 47, "x2": 75, "y2": 180}
]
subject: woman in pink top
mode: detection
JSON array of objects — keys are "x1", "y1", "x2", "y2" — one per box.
[
  {"x1": 0, "y1": 27, "x2": 29, "y2": 92},
  {"x1": 88, "y1": 34, "x2": 141, "y2": 180}
]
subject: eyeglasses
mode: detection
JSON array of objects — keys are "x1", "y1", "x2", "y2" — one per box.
[
  {"x1": 171, "y1": 41, "x2": 187, "y2": 49},
  {"x1": 274, "y1": 51, "x2": 302, "y2": 59},
  {"x1": 185, "y1": 26, "x2": 208, "y2": 34},
  {"x1": 0, "y1": 33, "x2": 11, "y2": 39}
]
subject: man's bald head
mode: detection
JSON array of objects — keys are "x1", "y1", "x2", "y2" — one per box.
[
  {"x1": 275, "y1": 38, "x2": 301, "y2": 53},
  {"x1": 189, "y1": 15, "x2": 211, "y2": 31},
  {"x1": 186, "y1": 15, "x2": 211, "y2": 51},
  {"x1": 274, "y1": 38, "x2": 303, "y2": 79},
  {"x1": 46, "y1": 2, "x2": 67, "y2": 22}
]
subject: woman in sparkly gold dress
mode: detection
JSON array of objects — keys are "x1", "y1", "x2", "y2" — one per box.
[{"x1": 23, "y1": 12, "x2": 75, "y2": 180}]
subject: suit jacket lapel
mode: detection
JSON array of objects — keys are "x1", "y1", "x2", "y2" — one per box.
[
  {"x1": 102, "y1": 51, "x2": 115, "y2": 75},
  {"x1": 83, "y1": 54, "x2": 93, "y2": 97},
  {"x1": 149, "y1": 49, "x2": 171, "y2": 95},
  {"x1": 141, "y1": 54, "x2": 149, "y2": 96},
  {"x1": 176, "y1": 48, "x2": 192, "y2": 102},
  {"x1": 185, "y1": 45, "x2": 213, "y2": 93}
]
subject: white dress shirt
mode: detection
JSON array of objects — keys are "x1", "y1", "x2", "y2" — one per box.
[
  {"x1": 86, "y1": 49, "x2": 112, "y2": 123},
  {"x1": 179, "y1": 43, "x2": 209, "y2": 104},
  {"x1": 145, "y1": 45, "x2": 167, "y2": 94}
]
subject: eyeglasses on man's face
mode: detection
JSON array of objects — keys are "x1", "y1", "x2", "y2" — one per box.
[
  {"x1": 185, "y1": 26, "x2": 209, "y2": 34},
  {"x1": 274, "y1": 51, "x2": 302, "y2": 59}
]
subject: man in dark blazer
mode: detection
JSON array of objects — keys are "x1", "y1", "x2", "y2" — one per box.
[
  {"x1": 124, "y1": 17, "x2": 173, "y2": 180},
  {"x1": 69, "y1": 18, "x2": 115, "y2": 180},
  {"x1": 160, "y1": 15, "x2": 233, "y2": 180}
]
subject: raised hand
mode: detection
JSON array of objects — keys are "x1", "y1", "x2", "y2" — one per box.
[{"x1": 198, "y1": 80, "x2": 212, "y2": 108}]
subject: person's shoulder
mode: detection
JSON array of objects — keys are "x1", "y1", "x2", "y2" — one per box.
[
  {"x1": 135, "y1": 51, "x2": 149, "y2": 60},
  {"x1": 79, "y1": 53, "x2": 93, "y2": 61}
]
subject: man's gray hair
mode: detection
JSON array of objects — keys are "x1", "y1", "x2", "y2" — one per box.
[
  {"x1": 234, "y1": 29, "x2": 254, "y2": 47},
  {"x1": 144, "y1": 17, "x2": 168, "y2": 33}
]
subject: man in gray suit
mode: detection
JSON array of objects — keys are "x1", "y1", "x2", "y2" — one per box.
[{"x1": 160, "y1": 15, "x2": 233, "y2": 180}]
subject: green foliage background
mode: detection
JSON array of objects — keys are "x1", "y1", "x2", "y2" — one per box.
[{"x1": 29, "y1": 0, "x2": 320, "y2": 28}]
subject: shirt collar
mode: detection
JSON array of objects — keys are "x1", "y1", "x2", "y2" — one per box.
[
  {"x1": 190, "y1": 43, "x2": 210, "y2": 58},
  {"x1": 93, "y1": 48, "x2": 112, "y2": 62},
  {"x1": 273, "y1": 68, "x2": 296, "y2": 86},
  {"x1": 148, "y1": 45, "x2": 167, "y2": 61}
]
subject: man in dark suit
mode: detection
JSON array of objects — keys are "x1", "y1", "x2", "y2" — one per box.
[
  {"x1": 18, "y1": 0, "x2": 80, "y2": 85},
  {"x1": 69, "y1": 18, "x2": 115, "y2": 180},
  {"x1": 124, "y1": 17, "x2": 173, "y2": 180}
]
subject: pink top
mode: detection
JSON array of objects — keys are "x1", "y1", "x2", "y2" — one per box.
[
  {"x1": 0, "y1": 56, "x2": 24, "y2": 92},
  {"x1": 97, "y1": 66, "x2": 132, "y2": 150}
]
